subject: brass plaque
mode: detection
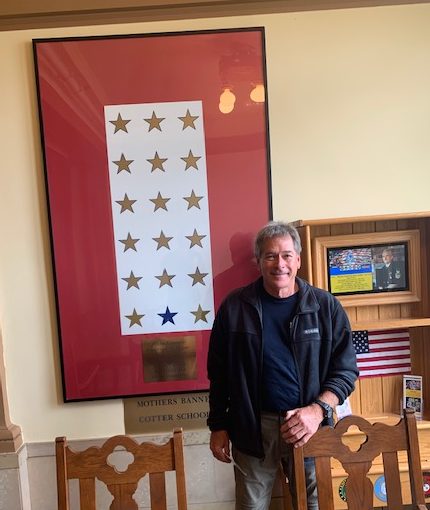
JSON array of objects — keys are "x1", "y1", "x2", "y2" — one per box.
[
  {"x1": 124, "y1": 392, "x2": 209, "y2": 434},
  {"x1": 142, "y1": 336, "x2": 197, "y2": 383}
]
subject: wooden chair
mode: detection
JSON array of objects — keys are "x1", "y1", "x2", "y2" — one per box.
[
  {"x1": 56, "y1": 427, "x2": 187, "y2": 510},
  {"x1": 292, "y1": 409, "x2": 426, "y2": 510}
]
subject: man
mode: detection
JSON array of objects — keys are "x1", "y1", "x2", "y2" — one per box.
[
  {"x1": 207, "y1": 221, "x2": 358, "y2": 510},
  {"x1": 376, "y1": 248, "x2": 406, "y2": 289}
]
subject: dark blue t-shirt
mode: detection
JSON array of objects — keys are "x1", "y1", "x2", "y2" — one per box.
[{"x1": 261, "y1": 285, "x2": 300, "y2": 413}]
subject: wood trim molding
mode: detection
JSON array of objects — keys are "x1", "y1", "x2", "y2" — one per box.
[
  {"x1": 0, "y1": 329, "x2": 22, "y2": 454},
  {"x1": 1, "y1": 0, "x2": 429, "y2": 31}
]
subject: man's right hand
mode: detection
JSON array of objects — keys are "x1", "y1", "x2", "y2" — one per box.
[{"x1": 210, "y1": 430, "x2": 231, "y2": 463}]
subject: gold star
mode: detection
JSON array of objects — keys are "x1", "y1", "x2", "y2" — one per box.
[
  {"x1": 150, "y1": 192, "x2": 170, "y2": 212},
  {"x1": 183, "y1": 190, "x2": 203, "y2": 210},
  {"x1": 122, "y1": 271, "x2": 142, "y2": 290},
  {"x1": 186, "y1": 228, "x2": 206, "y2": 248},
  {"x1": 191, "y1": 304, "x2": 210, "y2": 323},
  {"x1": 181, "y1": 150, "x2": 201, "y2": 171},
  {"x1": 152, "y1": 231, "x2": 173, "y2": 250},
  {"x1": 144, "y1": 111, "x2": 165, "y2": 131},
  {"x1": 109, "y1": 113, "x2": 130, "y2": 133},
  {"x1": 125, "y1": 308, "x2": 144, "y2": 327},
  {"x1": 155, "y1": 269, "x2": 175, "y2": 288},
  {"x1": 147, "y1": 151, "x2": 167, "y2": 172},
  {"x1": 113, "y1": 153, "x2": 133, "y2": 174},
  {"x1": 188, "y1": 267, "x2": 208, "y2": 286},
  {"x1": 178, "y1": 109, "x2": 199, "y2": 130},
  {"x1": 119, "y1": 233, "x2": 139, "y2": 252},
  {"x1": 115, "y1": 193, "x2": 136, "y2": 213}
]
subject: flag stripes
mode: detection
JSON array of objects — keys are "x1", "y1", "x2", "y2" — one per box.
[{"x1": 352, "y1": 329, "x2": 411, "y2": 378}]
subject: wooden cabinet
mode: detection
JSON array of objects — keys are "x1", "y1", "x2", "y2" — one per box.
[{"x1": 292, "y1": 211, "x2": 430, "y2": 508}]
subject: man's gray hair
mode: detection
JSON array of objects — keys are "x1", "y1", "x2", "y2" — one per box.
[{"x1": 254, "y1": 221, "x2": 302, "y2": 259}]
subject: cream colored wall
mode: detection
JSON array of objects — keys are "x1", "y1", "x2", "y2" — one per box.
[{"x1": 1, "y1": 3, "x2": 429, "y2": 443}]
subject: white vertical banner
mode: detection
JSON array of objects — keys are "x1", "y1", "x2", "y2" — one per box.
[{"x1": 104, "y1": 101, "x2": 214, "y2": 335}]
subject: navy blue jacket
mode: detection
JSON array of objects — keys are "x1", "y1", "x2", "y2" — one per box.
[{"x1": 207, "y1": 277, "x2": 358, "y2": 458}]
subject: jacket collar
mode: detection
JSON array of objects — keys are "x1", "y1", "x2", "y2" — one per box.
[{"x1": 240, "y1": 276, "x2": 320, "y2": 314}]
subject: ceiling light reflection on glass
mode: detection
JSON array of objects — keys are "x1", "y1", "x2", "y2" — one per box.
[{"x1": 219, "y1": 87, "x2": 236, "y2": 114}]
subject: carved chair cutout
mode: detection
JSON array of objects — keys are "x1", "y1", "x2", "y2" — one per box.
[
  {"x1": 56, "y1": 428, "x2": 187, "y2": 510},
  {"x1": 293, "y1": 409, "x2": 426, "y2": 510},
  {"x1": 340, "y1": 425, "x2": 367, "y2": 453}
]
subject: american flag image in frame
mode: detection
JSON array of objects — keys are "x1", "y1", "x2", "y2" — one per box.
[{"x1": 33, "y1": 28, "x2": 272, "y2": 401}]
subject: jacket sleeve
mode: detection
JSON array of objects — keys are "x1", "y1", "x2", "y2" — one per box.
[
  {"x1": 206, "y1": 303, "x2": 230, "y2": 431},
  {"x1": 321, "y1": 299, "x2": 359, "y2": 404}
]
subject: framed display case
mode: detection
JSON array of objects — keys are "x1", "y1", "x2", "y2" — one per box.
[
  {"x1": 313, "y1": 229, "x2": 421, "y2": 307},
  {"x1": 33, "y1": 27, "x2": 271, "y2": 401}
]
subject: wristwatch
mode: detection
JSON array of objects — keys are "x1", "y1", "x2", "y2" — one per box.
[{"x1": 314, "y1": 399, "x2": 333, "y2": 421}]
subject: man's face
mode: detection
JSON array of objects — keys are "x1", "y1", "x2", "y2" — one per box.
[
  {"x1": 382, "y1": 250, "x2": 393, "y2": 266},
  {"x1": 257, "y1": 235, "x2": 301, "y2": 298}
]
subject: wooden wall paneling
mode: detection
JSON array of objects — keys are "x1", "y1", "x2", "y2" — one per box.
[
  {"x1": 379, "y1": 303, "x2": 402, "y2": 320},
  {"x1": 418, "y1": 219, "x2": 429, "y2": 419},
  {"x1": 300, "y1": 213, "x2": 430, "y2": 422},
  {"x1": 355, "y1": 305, "x2": 383, "y2": 415},
  {"x1": 421, "y1": 327, "x2": 430, "y2": 421},
  {"x1": 309, "y1": 225, "x2": 330, "y2": 284},
  {"x1": 356, "y1": 305, "x2": 379, "y2": 323},
  {"x1": 420, "y1": 219, "x2": 429, "y2": 315},
  {"x1": 359, "y1": 377, "x2": 384, "y2": 416},
  {"x1": 375, "y1": 220, "x2": 398, "y2": 232},
  {"x1": 382, "y1": 375, "x2": 402, "y2": 414},
  {"x1": 410, "y1": 327, "x2": 425, "y2": 376},
  {"x1": 397, "y1": 218, "x2": 420, "y2": 230},
  {"x1": 352, "y1": 221, "x2": 375, "y2": 235},
  {"x1": 378, "y1": 303, "x2": 403, "y2": 413},
  {"x1": 348, "y1": 381, "x2": 362, "y2": 415},
  {"x1": 329, "y1": 223, "x2": 353, "y2": 236},
  {"x1": 297, "y1": 225, "x2": 313, "y2": 284},
  {"x1": 344, "y1": 306, "x2": 357, "y2": 325},
  {"x1": 309, "y1": 225, "x2": 331, "y2": 240}
]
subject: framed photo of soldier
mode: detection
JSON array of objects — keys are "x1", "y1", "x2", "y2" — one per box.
[{"x1": 313, "y1": 229, "x2": 421, "y2": 307}]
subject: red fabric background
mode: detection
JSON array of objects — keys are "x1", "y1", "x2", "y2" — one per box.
[{"x1": 34, "y1": 29, "x2": 271, "y2": 400}]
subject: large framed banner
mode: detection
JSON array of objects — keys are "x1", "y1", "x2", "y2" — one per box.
[{"x1": 33, "y1": 28, "x2": 271, "y2": 401}]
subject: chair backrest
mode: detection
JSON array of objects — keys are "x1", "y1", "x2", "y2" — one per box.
[
  {"x1": 56, "y1": 427, "x2": 187, "y2": 510},
  {"x1": 292, "y1": 409, "x2": 426, "y2": 510}
]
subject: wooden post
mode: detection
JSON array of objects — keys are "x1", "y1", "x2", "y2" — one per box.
[{"x1": 0, "y1": 329, "x2": 22, "y2": 453}]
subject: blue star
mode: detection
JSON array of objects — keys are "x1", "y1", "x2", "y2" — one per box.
[{"x1": 158, "y1": 306, "x2": 177, "y2": 325}]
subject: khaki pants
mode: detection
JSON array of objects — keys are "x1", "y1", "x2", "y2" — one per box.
[{"x1": 233, "y1": 413, "x2": 318, "y2": 510}]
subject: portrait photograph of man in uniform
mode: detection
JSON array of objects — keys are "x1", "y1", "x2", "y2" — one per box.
[
  {"x1": 375, "y1": 246, "x2": 407, "y2": 290},
  {"x1": 207, "y1": 221, "x2": 359, "y2": 510}
]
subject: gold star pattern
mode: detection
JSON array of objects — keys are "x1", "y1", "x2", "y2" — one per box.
[
  {"x1": 183, "y1": 190, "x2": 203, "y2": 210},
  {"x1": 115, "y1": 193, "x2": 136, "y2": 213},
  {"x1": 109, "y1": 113, "x2": 130, "y2": 133},
  {"x1": 144, "y1": 111, "x2": 165, "y2": 131},
  {"x1": 147, "y1": 151, "x2": 167, "y2": 172},
  {"x1": 150, "y1": 192, "x2": 170, "y2": 212},
  {"x1": 125, "y1": 308, "x2": 144, "y2": 327},
  {"x1": 191, "y1": 304, "x2": 210, "y2": 323},
  {"x1": 181, "y1": 150, "x2": 201, "y2": 171},
  {"x1": 155, "y1": 269, "x2": 175, "y2": 288},
  {"x1": 188, "y1": 267, "x2": 208, "y2": 286},
  {"x1": 178, "y1": 109, "x2": 199, "y2": 130},
  {"x1": 121, "y1": 270, "x2": 142, "y2": 290},
  {"x1": 152, "y1": 230, "x2": 173, "y2": 250},
  {"x1": 113, "y1": 153, "x2": 133, "y2": 174},
  {"x1": 119, "y1": 233, "x2": 139, "y2": 252},
  {"x1": 186, "y1": 228, "x2": 206, "y2": 248}
]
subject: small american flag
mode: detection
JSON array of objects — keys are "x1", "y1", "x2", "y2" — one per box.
[{"x1": 352, "y1": 329, "x2": 411, "y2": 378}]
